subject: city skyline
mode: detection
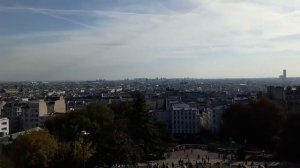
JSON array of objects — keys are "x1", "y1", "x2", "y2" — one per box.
[{"x1": 1, "y1": 0, "x2": 300, "y2": 81}]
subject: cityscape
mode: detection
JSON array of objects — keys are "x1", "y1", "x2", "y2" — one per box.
[
  {"x1": 1, "y1": 70, "x2": 300, "y2": 167},
  {"x1": 2, "y1": 0, "x2": 300, "y2": 167}
]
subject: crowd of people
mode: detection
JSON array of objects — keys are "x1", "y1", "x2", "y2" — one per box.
[{"x1": 144, "y1": 147, "x2": 276, "y2": 168}]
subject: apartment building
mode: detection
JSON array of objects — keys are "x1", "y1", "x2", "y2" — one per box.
[
  {"x1": 171, "y1": 103, "x2": 200, "y2": 134},
  {"x1": 0, "y1": 117, "x2": 9, "y2": 137}
]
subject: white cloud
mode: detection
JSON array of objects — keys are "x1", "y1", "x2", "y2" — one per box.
[{"x1": 1, "y1": 0, "x2": 300, "y2": 80}]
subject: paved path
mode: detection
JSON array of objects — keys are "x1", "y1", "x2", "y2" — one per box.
[
  {"x1": 139, "y1": 149, "x2": 279, "y2": 168},
  {"x1": 141, "y1": 149, "x2": 229, "y2": 167}
]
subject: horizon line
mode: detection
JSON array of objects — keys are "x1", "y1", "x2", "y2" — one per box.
[{"x1": 0, "y1": 76, "x2": 299, "y2": 83}]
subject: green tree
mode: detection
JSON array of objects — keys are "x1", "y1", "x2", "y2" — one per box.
[
  {"x1": 51, "y1": 140, "x2": 95, "y2": 168},
  {"x1": 128, "y1": 91, "x2": 170, "y2": 160},
  {"x1": 0, "y1": 154, "x2": 15, "y2": 168},
  {"x1": 4, "y1": 130, "x2": 58, "y2": 168},
  {"x1": 222, "y1": 98, "x2": 286, "y2": 147},
  {"x1": 45, "y1": 98, "x2": 170, "y2": 166},
  {"x1": 279, "y1": 112, "x2": 300, "y2": 160}
]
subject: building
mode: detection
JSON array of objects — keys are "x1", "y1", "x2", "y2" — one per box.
[
  {"x1": 209, "y1": 106, "x2": 226, "y2": 134},
  {"x1": 22, "y1": 100, "x2": 49, "y2": 130},
  {"x1": 267, "y1": 86, "x2": 285, "y2": 106},
  {"x1": 200, "y1": 104, "x2": 227, "y2": 134},
  {"x1": 2, "y1": 100, "x2": 50, "y2": 133},
  {"x1": 2, "y1": 102, "x2": 23, "y2": 133},
  {"x1": 232, "y1": 94, "x2": 252, "y2": 104},
  {"x1": 0, "y1": 101, "x2": 6, "y2": 116},
  {"x1": 283, "y1": 69, "x2": 287, "y2": 78},
  {"x1": 267, "y1": 85, "x2": 300, "y2": 113},
  {"x1": 154, "y1": 110, "x2": 172, "y2": 132},
  {"x1": 54, "y1": 96, "x2": 66, "y2": 113},
  {"x1": 171, "y1": 103, "x2": 200, "y2": 134},
  {"x1": 0, "y1": 118, "x2": 9, "y2": 137},
  {"x1": 279, "y1": 69, "x2": 287, "y2": 79},
  {"x1": 200, "y1": 107, "x2": 212, "y2": 131},
  {"x1": 285, "y1": 86, "x2": 300, "y2": 113}
]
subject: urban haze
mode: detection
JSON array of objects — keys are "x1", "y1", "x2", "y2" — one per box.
[{"x1": 1, "y1": 1, "x2": 300, "y2": 168}]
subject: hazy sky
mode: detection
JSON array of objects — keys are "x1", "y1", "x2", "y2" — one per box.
[{"x1": 1, "y1": 0, "x2": 300, "y2": 81}]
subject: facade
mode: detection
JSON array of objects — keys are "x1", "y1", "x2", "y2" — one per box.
[
  {"x1": 67, "y1": 100, "x2": 86, "y2": 111},
  {"x1": 267, "y1": 86, "x2": 300, "y2": 113},
  {"x1": 209, "y1": 106, "x2": 226, "y2": 134},
  {"x1": 200, "y1": 105, "x2": 226, "y2": 134},
  {"x1": 54, "y1": 96, "x2": 66, "y2": 113},
  {"x1": 171, "y1": 103, "x2": 200, "y2": 134},
  {"x1": 267, "y1": 86, "x2": 285, "y2": 106},
  {"x1": 200, "y1": 108, "x2": 211, "y2": 131},
  {"x1": 2, "y1": 100, "x2": 50, "y2": 133},
  {"x1": 2, "y1": 102, "x2": 23, "y2": 133},
  {"x1": 279, "y1": 69, "x2": 287, "y2": 79},
  {"x1": 22, "y1": 100, "x2": 49, "y2": 130},
  {"x1": 0, "y1": 118, "x2": 9, "y2": 137},
  {"x1": 285, "y1": 86, "x2": 300, "y2": 112},
  {"x1": 0, "y1": 101, "x2": 6, "y2": 116},
  {"x1": 154, "y1": 110, "x2": 172, "y2": 132}
]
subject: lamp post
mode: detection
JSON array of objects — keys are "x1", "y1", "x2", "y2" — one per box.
[{"x1": 79, "y1": 130, "x2": 90, "y2": 168}]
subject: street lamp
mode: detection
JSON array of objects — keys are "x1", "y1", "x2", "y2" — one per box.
[
  {"x1": 79, "y1": 130, "x2": 90, "y2": 168},
  {"x1": 80, "y1": 130, "x2": 90, "y2": 136}
]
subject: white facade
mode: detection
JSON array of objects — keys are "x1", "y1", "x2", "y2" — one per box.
[
  {"x1": 0, "y1": 118, "x2": 9, "y2": 137},
  {"x1": 171, "y1": 103, "x2": 200, "y2": 134}
]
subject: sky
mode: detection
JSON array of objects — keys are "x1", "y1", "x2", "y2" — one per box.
[{"x1": 1, "y1": 0, "x2": 300, "y2": 81}]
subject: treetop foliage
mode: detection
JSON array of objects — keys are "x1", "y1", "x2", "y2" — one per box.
[{"x1": 222, "y1": 98, "x2": 286, "y2": 147}]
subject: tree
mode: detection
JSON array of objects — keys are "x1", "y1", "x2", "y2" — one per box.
[
  {"x1": 0, "y1": 89, "x2": 5, "y2": 94},
  {"x1": 279, "y1": 112, "x2": 300, "y2": 160},
  {"x1": 51, "y1": 140, "x2": 95, "y2": 168},
  {"x1": 222, "y1": 98, "x2": 286, "y2": 147},
  {"x1": 0, "y1": 154, "x2": 15, "y2": 168},
  {"x1": 45, "y1": 98, "x2": 170, "y2": 166},
  {"x1": 4, "y1": 130, "x2": 58, "y2": 168},
  {"x1": 128, "y1": 91, "x2": 170, "y2": 160}
]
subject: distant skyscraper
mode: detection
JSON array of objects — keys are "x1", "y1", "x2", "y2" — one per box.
[{"x1": 279, "y1": 69, "x2": 287, "y2": 79}]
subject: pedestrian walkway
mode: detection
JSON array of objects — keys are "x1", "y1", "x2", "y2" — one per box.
[{"x1": 138, "y1": 149, "x2": 280, "y2": 168}]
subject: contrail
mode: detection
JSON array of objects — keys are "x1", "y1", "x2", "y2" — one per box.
[
  {"x1": 28, "y1": 7, "x2": 99, "y2": 30},
  {"x1": 0, "y1": 5, "x2": 172, "y2": 17},
  {"x1": 0, "y1": 5, "x2": 98, "y2": 30}
]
